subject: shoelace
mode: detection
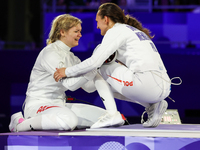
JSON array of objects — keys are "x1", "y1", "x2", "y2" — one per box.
[
  {"x1": 141, "y1": 111, "x2": 147, "y2": 124},
  {"x1": 141, "y1": 108, "x2": 150, "y2": 124},
  {"x1": 141, "y1": 104, "x2": 156, "y2": 124}
]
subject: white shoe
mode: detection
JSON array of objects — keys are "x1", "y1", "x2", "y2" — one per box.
[
  {"x1": 142, "y1": 100, "x2": 168, "y2": 128},
  {"x1": 9, "y1": 112, "x2": 24, "y2": 132},
  {"x1": 90, "y1": 111, "x2": 125, "y2": 129}
]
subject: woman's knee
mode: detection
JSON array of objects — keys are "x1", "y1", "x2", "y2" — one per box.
[
  {"x1": 42, "y1": 111, "x2": 78, "y2": 131},
  {"x1": 56, "y1": 112, "x2": 78, "y2": 130}
]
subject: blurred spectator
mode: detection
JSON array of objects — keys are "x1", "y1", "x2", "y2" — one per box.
[
  {"x1": 86, "y1": 0, "x2": 100, "y2": 7},
  {"x1": 57, "y1": 0, "x2": 66, "y2": 6},
  {"x1": 91, "y1": 0, "x2": 100, "y2": 7}
]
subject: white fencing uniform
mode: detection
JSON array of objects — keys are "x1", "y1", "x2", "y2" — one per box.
[
  {"x1": 20, "y1": 40, "x2": 106, "y2": 131},
  {"x1": 64, "y1": 23, "x2": 171, "y2": 107}
]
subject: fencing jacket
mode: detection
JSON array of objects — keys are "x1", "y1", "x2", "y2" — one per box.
[
  {"x1": 65, "y1": 23, "x2": 167, "y2": 77},
  {"x1": 26, "y1": 40, "x2": 96, "y2": 101}
]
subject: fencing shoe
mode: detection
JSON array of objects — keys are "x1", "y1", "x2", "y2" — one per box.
[
  {"x1": 9, "y1": 112, "x2": 24, "y2": 132},
  {"x1": 142, "y1": 100, "x2": 168, "y2": 128},
  {"x1": 90, "y1": 111, "x2": 125, "y2": 129}
]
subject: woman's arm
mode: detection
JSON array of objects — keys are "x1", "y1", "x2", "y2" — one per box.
[
  {"x1": 64, "y1": 28, "x2": 124, "y2": 77},
  {"x1": 61, "y1": 69, "x2": 97, "y2": 91}
]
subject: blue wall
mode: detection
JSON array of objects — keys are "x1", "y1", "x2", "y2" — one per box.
[{"x1": 43, "y1": 12, "x2": 200, "y2": 50}]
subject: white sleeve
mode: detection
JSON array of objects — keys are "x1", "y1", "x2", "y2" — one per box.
[
  {"x1": 40, "y1": 49, "x2": 63, "y2": 75},
  {"x1": 81, "y1": 80, "x2": 96, "y2": 93},
  {"x1": 61, "y1": 69, "x2": 97, "y2": 91},
  {"x1": 41, "y1": 47, "x2": 82, "y2": 76},
  {"x1": 83, "y1": 69, "x2": 97, "y2": 81},
  {"x1": 61, "y1": 76, "x2": 88, "y2": 91},
  {"x1": 65, "y1": 28, "x2": 125, "y2": 77}
]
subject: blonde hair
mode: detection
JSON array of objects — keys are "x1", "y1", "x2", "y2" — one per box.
[{"x1": 46, "y1": 14, "x2": 82, "y2": 45}]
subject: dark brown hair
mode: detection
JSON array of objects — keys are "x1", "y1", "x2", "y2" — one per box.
[{"x1": 98, "y1": 3, "x2": 154, "y2": 39}]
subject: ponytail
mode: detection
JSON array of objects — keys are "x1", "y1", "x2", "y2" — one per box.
[{"x1": 125, "y1": 15, "x2": 154, "y2": 39}]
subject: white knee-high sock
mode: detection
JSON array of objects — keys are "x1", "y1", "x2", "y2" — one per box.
[{"x1": 94, "y1": 73, "x2": 118, "y2": 115}]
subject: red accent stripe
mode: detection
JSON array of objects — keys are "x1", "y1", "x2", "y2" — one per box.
[
  {"x1": 46, "y1": 106, "x2": 59, "y2": 109},
  {"x1": 37, "y1": 105, "x2": 60, "y2": 113},
  {"x1": 107, "y1": 75, "x2": 122, "y2": 83}
]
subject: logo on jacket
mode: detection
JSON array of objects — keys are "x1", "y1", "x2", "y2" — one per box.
[
  {"x1": 37, "y1": 105, "x2": 60, "y2": 113},
  {"x1": 107, "y1": 75, "x2": 133, "y2": 86}
]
